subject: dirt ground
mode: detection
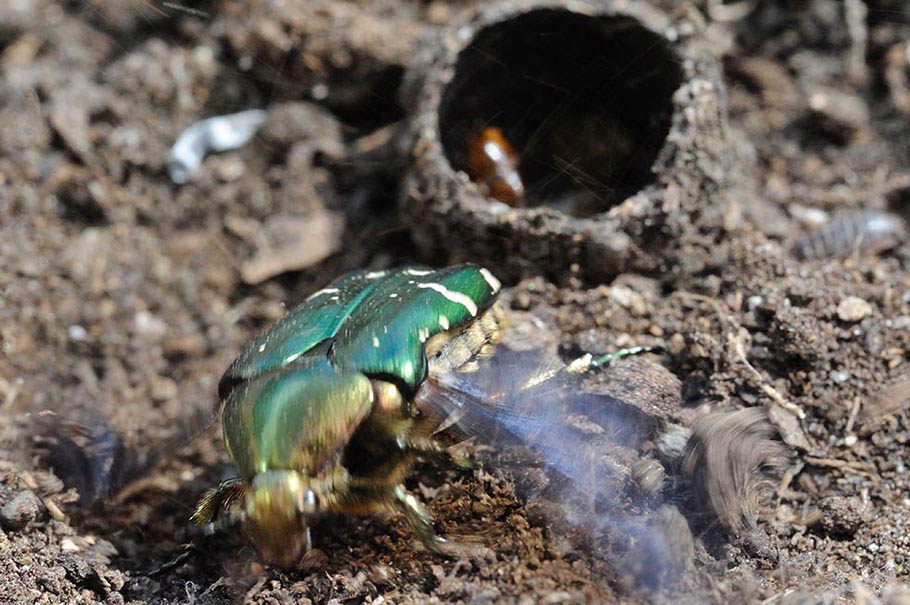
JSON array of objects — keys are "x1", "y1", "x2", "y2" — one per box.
[{"x1": 0, "y1": 0, "x2": 908, "y2": 603}]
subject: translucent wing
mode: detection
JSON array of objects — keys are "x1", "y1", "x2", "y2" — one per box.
[
  {"x1": 416, "y1": 347, "x2": 692, "y2": 587},
  {"x1": 418, "y1": 348, "x2": 660, "y2": 498}
]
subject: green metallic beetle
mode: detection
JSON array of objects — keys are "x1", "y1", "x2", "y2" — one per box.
[{"x1": 191, "y1": 264, "x2": 506, "y2": 566}]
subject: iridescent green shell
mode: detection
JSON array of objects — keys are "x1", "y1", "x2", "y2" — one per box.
[
  {"x1": 220, "y1": 264, "x2": 501, "y2": 395},
  {"x1": 222, "y1": 357, "x2": 373, "y2": 477},
  {"x1": 218, "y1": 264, "x2": 502, "y2": 478}
]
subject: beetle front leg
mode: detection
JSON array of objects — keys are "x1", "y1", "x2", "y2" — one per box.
[
  {"x1": 191, "y1": 477, "x2": 249, "y2": 533},
  {"x1": 393, "y1": 485, "x2": 451, "y2": 556}
]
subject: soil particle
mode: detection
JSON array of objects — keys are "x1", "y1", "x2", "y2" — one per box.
[
  {"x1": 838, "y1": 296, "x2": 875, "y2": 322},
  {"x1": 0, "y1": 489, "x2": 45, "y2": 531}
]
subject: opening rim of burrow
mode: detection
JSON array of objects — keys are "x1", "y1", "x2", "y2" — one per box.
[{"x1": 436, "y1": 7, "x2": 685, "y2": 217}]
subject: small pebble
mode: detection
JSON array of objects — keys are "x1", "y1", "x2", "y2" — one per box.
[
  {"x1": 369, "y1": 564, "x2": 395, "y2": 586},
  {"x1": 830, "y1": 370, "x2": 851, "y2": 384},
  {"x1": 60, "y1": 537, "x2": 81, "y2": 552},
  {"x1": 512, "y1": 290, "x2": 532, "y2": 310},
  {"x1": 133, "y1": 310, "x2": 167, "y2": 338},
  {"x1": 105, "y1": 592, "x2": 125, "y2": 605},
  {"x1": 837, "y1": 296, "x2": 872, "y2": 322},
  {"x1": 1, "y1": 489, "x2": 44, "y2": 530},
  {"x1": 67, "y1": 324, "x2": 88, "y2": 341},
  {"x1": 668, "y1": 333, "x2": 686, "y2": 355}
]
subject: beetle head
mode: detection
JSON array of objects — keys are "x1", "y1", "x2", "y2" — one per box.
[{"x1": 242, "y1": 470, "x2": 318, "y2": 567}]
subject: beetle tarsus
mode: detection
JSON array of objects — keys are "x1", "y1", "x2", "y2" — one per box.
[
  {"x1": 148, "y1": 542, "x2": 200, "y2": 577},
  {"x1": 394, "y1": 485, "x2": 450, "y2": 555},
  {"x1": 191, "y1": 477, "x2": 248, "y2": 529},
  {"x1": 586, "y1": 345, "x2": 665, "y2": 371}
]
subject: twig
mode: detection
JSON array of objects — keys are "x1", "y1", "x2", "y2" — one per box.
[
  {"x1": 844, "y1": 396, "x2": 861, "y2": 436},
  {"x1": 803, "y1": 456, "x2": 879, "y2": 481},
  {"x1": 674, "y1": 292, "x2": 808, "y2": 420},
  {"x1": 674, "y1": 291, "x2": 814, "y2": 450},
  {"x1": 728, "y1": 330, "x2": 806, "y2": 420}
]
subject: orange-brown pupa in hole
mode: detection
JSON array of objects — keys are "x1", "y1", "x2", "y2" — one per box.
[{"x1": 467, "y1": 127, "x2": 524, "y2": 207}]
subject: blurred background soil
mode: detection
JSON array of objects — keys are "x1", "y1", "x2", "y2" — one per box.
[{"x1": 0, "y1": 0, "x2": 908, "y2": 603}]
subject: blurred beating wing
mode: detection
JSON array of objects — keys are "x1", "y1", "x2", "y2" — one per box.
[
  {"x1": 35, "y1": 402, "x2": 216, "y2": 506},
  {"x1": 419, "y1": 348, "x2": 699, "y2": 588},
  {"x1": 417, "y1": 347, "x2": 660, "y2": 497}
]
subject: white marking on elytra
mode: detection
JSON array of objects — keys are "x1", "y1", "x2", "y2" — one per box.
[
  {"x1": 307, "y1": 287, "x2": 339, "y2": 300},
  {"x1": 418, "y1": 328, "x2": 429, "y2": 343},
  {"x1": 283, "y1": 352, "x2": 301, "y2": 364},
  {"x1": 389, "y1": 293, "x2": 398, "y2": 298},
  {"x1": 330, "y1": 296, "x2": 339, "y2": 301},
  {"x1": 478, "y1": 267, "x2": 501, "y2": 293},
  {"x1": 365, "y1": 271, "x2": 387, "y2": 279},
  {"x1": 258, "y1": 343, "x2": 266, "y2": 352},
  {"x1": 417, "y1": 282, "x2": 478, "y2": 316},
  {"x1": 372, "y1": 335, "x2": 380, "y2": 348},
  {"x1": 438, "y1": 315, "x2": 450, "y2": 330},
  {"x1": 405, "y1": 268, "x2": 433, "y2": 276}
]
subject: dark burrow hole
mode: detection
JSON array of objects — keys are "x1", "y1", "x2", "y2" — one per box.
[{"x1": 439, "y1": 9, "x2": 683, "y2": 216}]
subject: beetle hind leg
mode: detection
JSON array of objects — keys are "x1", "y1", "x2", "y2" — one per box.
[{"x1": 566, "y1": 345, "x2": 665, "y2": 374}]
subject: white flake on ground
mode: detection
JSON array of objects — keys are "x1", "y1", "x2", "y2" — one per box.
[{"x1": 168, "y1": 109, "x2": 267, "y2": 184}]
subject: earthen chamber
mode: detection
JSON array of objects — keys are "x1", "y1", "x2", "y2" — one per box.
[{"x1": 402, "y1": 0, "x2": 733, "y2": 282}]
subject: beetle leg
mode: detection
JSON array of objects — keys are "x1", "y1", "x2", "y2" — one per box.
[
  {"x1": 393, "y1": 485, "x2": 450, "y2": 556},
  {"x1": 191, "y1": 477, "x2": 249, "y2": 532},
  {"x1": 404, "y1": 435, "x2": 473, "y2": 469},
  {"x1": 149, "y1": 542, "x2": 201, "y2": 577},
  {"x1": 566, "y1": 345, "x2": 665, "y2": 375}
]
